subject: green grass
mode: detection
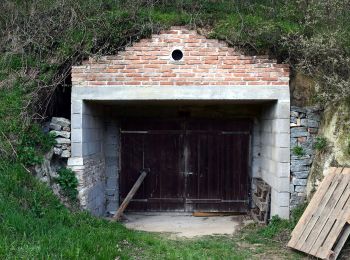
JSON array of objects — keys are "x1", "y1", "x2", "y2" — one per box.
[{"x1": 0, "y1": 161, "x2": 306, "y2": 259}]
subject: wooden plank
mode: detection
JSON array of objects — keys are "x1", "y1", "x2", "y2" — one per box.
[
  {"x1": 332, "y1": 224, "x2": 350, "y2": 260},
  {"x1": 294, "y1": 168, "x2": 342, "y2": 250},
  {"x1": 317, "y1": 168, "x2": 350, "y2": 258},
  {"x1": 308, "y1": 170, "x2": 350, "y2": 255},
  {"x1": 288, "y1": 167, "x2": 350, "y2": 260},
  {"x1": 288, "y1": 167, "x2": 338, "y2": 247},
  {"x1": 113, "y1": 170, "x2": 148, "y2": 221},
  {"x1": 300, "y1": 168, "x2": 347, "y2": 253}
]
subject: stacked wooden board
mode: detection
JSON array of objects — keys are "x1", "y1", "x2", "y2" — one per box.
[
  {"x1": 251, "y1": 178, "x2": 271, "y2": 224},
  {"x1": 288, "y1": 167, "x2": 350, "y2": 260}
]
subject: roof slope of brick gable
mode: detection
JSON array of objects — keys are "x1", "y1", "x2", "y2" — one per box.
[{"x1": 72, "y1": 27, "x2": 289, "y2": 86}]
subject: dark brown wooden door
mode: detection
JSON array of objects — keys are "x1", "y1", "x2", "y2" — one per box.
[{"x1": 120, "y1": 118, "x2": 251, "y2": 212}]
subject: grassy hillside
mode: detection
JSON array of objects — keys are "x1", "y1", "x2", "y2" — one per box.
[
  {"x1": 1, "y1": 160, "x2": 306, "y2": 259},
  {"x1": 0, "y1": 0, "x2": 349, "y2": 258}
]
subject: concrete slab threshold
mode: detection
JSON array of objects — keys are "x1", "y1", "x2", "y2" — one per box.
[{"x1": 122, "y1": 212, "x2": 252, "y2": 238}]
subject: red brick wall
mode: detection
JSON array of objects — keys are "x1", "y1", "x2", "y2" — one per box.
[{"x1": 72, "y1": 27, "x2": 289, "y2": 86}]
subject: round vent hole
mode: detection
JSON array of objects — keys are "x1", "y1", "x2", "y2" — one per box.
[{"x1": 171, "y1": 49, "x2": 183, "y2": 61}]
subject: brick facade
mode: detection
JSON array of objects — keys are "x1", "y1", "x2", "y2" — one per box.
[{"x1": 72, "y1": 27, "x2": 289, "y2": 87}]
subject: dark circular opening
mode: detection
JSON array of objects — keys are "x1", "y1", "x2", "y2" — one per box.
[{"x1": 171, "y1": 49, "x2": 183, "y2": 61}]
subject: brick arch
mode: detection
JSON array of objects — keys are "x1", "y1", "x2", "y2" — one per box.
[{"x1": 72, "y1": 27, "x2": 289, "y2": 87}]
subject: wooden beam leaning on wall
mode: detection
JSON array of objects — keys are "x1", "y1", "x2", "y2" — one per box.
[{"x1": 113, "y1": 169, "x2": 149, "y2": 221}]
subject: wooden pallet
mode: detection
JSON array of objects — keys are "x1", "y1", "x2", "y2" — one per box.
[
  {"x1": 251, "y1": 178, "x2": 271, "y2": 224},
  {"x1": 288, "y1": 167, "x2": 350, "y2": 260}
]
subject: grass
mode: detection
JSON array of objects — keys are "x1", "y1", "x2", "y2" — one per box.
[{"x1": 0, "y1": 161, "x2": 306, "y2": 259}]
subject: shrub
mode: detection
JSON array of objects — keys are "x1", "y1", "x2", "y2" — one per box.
[
  {"x1": 55, "y1": 168, "x2": 78, "y2": 201},
  {"x1": 314, "y1": 136, "x2": 327, "y2": 151},
  {"x1": 17, "y1": 125, "x2": 56, "y2": 166},
  {"x1": 292, "y1": 146, "x2": 305, "y2": 157}
]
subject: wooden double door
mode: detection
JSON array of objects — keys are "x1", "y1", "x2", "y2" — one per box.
[{"x1": 120, "y1": 118, "x2": 252, "y2": 212}]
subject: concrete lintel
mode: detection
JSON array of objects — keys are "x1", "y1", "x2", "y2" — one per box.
[{"x1": 72, "y1": 85, "x2": 290, "y2": 102}]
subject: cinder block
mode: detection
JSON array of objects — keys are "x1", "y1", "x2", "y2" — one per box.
[
  {"x1": 271, "y1": 189, "x2": 290, "y2": 207},
  {"x1": 71, "y1": 142, "x2": 83, "y2": 157},
  {"x1": 274, "y1": 133, "x2": 290, "y2": 148},
  {"x1": 276, "y1": 162, "x2": 290, "y2": 177},
  {"x1": 71, "y1": 114, "x2": 83, "y2": 129},
  {"x1": 72, "y1": 100, "x2": 83, "y2": 114},
  {"x1": 272, "y1": 147, "x2": 290, "y2": 163},
  {"x1": 272, "y1": 118, "x2": 290, "y2": 133},
  {"x1": 71, "y1": 129, "x2": 83, "y2": 142}
]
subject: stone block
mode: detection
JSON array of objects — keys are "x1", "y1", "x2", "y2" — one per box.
[
  {"x1": 52, "y1": 117, "x2": 71, "y2": 127},
  {"x1": 49, "y1": 122, "x2": 62, "y2": 131},
  {"x1": 291, "y1": 127, "x2": 308, "y2": 138},
  {"x1": 56, "y1": 137, "x2": 70, "y2": 144},
  {"x1": 291, "y1": 155, "x2": 310, "y2": 160},
  {"x1": 292, "y1": 178, "x2": 307, "y2": 186},
  {"x1": 295, "y1": 185, "x2": 306, "y2": 192},
  {"x1": 61, "y1": 150, "x2": 71, "y2": 158},
  {"x1": 290, "y1": 193, "x2": 306, "y2": 205},
  {"x1": 291, "y1": 164, "x2": 309, "y2": 172},
  {"x1": 291, "y1": 158, "x2": 313, "y2": 166},
  {"x1": 292, "y1": 171, "x2": 309, "y2": 179},
  {"x1": 53, "y1": 147, "x2": 62, "y2": 155},
  {"x1": 290, "y1": 184, "x2": 295, "y2": 192},
  {"x1": 291, "y1": 106, "x2": 306, "y2": 114},
  {"x1": 50, "y1": 130, "x2": 70, "y2": 139},
  {"x1": 308, "y1": 127, "x2": 318, "y2": 134},
  {"x1": 300, "y1": 119, "x2": 308, "y2": 127},
  {"x1": 297, "y1": 136, "x2": 307, "y2": 143},
  {"x1": 308, "y1": 113, "x2": 321, "y2": 121},
  {"x1": 290, "y1": 111, "x2": 299, "y2": 117},
  {"x1": 307, "y1": 119, "x2": 319, "y2": 128}
]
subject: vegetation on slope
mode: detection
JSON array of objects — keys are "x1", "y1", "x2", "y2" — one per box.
[{"x1": 0, "y1": 0, "x2": 349, "y2": 258}]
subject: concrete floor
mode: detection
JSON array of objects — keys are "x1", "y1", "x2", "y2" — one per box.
[{"x1": 123, "y1": 212, "x2": 250, "y2": 238}]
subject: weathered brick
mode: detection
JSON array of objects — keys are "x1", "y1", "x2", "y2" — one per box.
[{"x1": 72, "y1": 26, "x2": 290, "y2": 88}]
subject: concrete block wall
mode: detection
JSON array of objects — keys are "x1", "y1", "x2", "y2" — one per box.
[
  {"x1": 251, "y1": 118, "x2": 261, "y2": 179},
  {"x1": 68, "y1": 101, "x2": 107, "y2": 216},
  {"x1": 104, "y1": 119, "x2": 120, "y2": 213},
  {"x1": 260, "y1": 101, "x2": 290, "y2": 218}
]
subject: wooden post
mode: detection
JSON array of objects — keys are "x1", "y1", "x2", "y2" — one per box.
[{"x1": 113, "y1": 169, "x2": 148, "y2": 221}]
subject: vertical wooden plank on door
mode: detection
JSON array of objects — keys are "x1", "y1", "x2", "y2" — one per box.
[
  {"x1": 120, "y1": 133, "x2": 146, "y2": 211},
  {"x1": 143, "y1": 132, "x2": 184, "y2": 211}
]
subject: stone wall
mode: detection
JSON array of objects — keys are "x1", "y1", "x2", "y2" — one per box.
[
  {"x1": 49, "y1": 117, "x2": 71, "y2": 158},
  {"x1": 290, "y1": 106, "x2": 321, "y2": 208},
  {"x1": 35, "y1": 117, "x2": 72, "y2": 205},
  {"x1": 75, "y1": 155, "x2": 106, "y2": 216}
]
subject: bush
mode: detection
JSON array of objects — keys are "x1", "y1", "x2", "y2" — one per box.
[
  {"x1": 314, "y1": 136, "x2": 327, "y2": 151},
  {"x1": 17, "y1": 125, "x2": 56, "y2": 166},
  {"x1": 292, "y1": 146, "x2": 305, "y2": 157},
  {"x1": 55, "y1": 168, "x2": 78, "y2": 201}
]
